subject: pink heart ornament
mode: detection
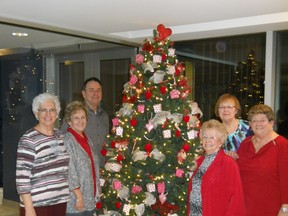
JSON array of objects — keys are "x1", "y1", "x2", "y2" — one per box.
[
  {"x1": 145, "y1": 122, "x2": 154, "y2": 132},
  {"x1": 159, "y1": 193, "x2": 167, "y2": 204}
]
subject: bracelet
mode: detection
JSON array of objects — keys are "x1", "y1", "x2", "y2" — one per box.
[{"x1": 76, "y1": 198, "x2": 83, "y2": 202}]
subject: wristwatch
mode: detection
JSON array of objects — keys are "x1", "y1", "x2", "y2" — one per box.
[{"x1": 282, "y1": 207, "x2": 288, "y2": 213}]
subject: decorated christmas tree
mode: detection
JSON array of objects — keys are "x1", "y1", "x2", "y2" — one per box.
[
  {"x1": 6, "y1": 49, "x2": 42, "y2": 125},
  {"x1": 227, "y1": 51, "x2": 264, "y2": 119},
  {"x1": 97, "y1": 24, "x2": 202, "y2": 216}
]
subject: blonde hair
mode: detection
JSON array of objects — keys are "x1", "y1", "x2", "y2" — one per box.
[
  {"x1": 64, "y1": 101, "x2": 88, "y2": 123},
  {"x1": 200, "y1": 119, "x2": 228, "y2": 145}
]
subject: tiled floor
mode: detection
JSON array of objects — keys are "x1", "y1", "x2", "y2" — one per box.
[
  {"x1": 0, "y1": 204, "x2": 20, "y2": 216},
  {"x1": 0, "y1": 188, "x2": 20, "y2": 216}
]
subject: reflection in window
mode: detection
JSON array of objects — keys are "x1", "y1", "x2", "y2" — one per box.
[
  {"x1": 0, "y1": 23, "x2": 136, "y2": 202},
  {"x1": 0, "y1": 49, "x2": 43, "y2": 195},
  {"x1": 59, "y1": 61, "x2": 85, "y2": 121},
  {"x1": 175, "y1": 33, "x2": 266, "y2": 121},
  {"x1": 101, "y1": 59, "x2": 130, "y2": 126},
  {"x1": 276, "y1": 31, "x2": 288, "y2": 139}
]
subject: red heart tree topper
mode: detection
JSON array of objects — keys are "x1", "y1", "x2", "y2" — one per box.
[{"x1": 157, "y1": 24, "x2": 172, "y2": 40}]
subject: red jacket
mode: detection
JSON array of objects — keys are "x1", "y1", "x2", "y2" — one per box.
[{"x1": 187, "y1": 149, "x2": 246, "y2": 216}]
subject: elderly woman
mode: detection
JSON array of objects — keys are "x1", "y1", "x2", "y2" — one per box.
[
  {"x1": 16, "y1": 93, "x2": 70, "y2": 216},
  {"x1": 63, "y1": 101, "x2": 100, "y2": 216},
  {"x1": 237, "y1": 104, "x2": 288, "y2": 216},
  {"x1": 214, "y1": 94, "x2": 253, "y2": 159},
  {"x1": 187, "y1": 119, "x2": 246, "y2": 216}
]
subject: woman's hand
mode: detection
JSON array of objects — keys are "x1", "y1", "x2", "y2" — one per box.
[
  {"x1": 75, "y1": 198, "x2": 84, "y2": 211},
  {"x1": 25, "y1": 206, "x2": 37, "y2": 216},
  {"x1": 278, "y1": 205, "x2": 288, "y2": 216},
  {"x1": 73, "y1": 188, "x2": 84, "y2": 211},
  {"x1": 225, "y1": 151, "x2": 239, "y2": 160},
  {"x1": 20, "y1": 193, "x2": 36, "y2": 216},
  {"x1": 278, "y1": 210, "x2": 288, "y2": 216}
]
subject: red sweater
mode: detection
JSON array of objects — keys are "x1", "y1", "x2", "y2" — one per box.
[
  {"x1": 187, "y1": 150, "x2": 246, "y2": 216},
  {"x1": 237, "y1": 136, "x2": 288, "y2": 216}
]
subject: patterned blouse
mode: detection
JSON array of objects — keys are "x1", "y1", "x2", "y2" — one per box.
[
  {"x1": 16, "y1": 128, "x2": 70, "y2": 207},
  {"x1": 224, "y1": 119, "x2": 253, "y2": 151},
  {"x1": 189, "y1": 151, "x2": 218, "y2": 216}
]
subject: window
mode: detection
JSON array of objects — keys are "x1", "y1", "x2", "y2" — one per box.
[
  {"x1": 100, "y1": 59, "x2": 130, "y2": 125},
  {"x1": 175, "y1": 33, "x2": 266, "y2": 121},
  {"x1": 0, "y1": 23, "x2": 135, "y2": 201},
  {"x1": 276, "y1": 31, "x2": 288, "y2": 138}
]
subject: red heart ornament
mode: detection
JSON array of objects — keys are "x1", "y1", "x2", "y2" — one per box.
[
  {"x1": 145, "y1": 143, "x2": 153, "y2": 153},
  {"x1": 157, "y1": 24, "x2": 172, "y2": 40}
]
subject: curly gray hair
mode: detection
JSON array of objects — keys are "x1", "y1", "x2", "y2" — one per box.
[{"x1": 32, "y1": 93, "x2": 61, "y2": 116}]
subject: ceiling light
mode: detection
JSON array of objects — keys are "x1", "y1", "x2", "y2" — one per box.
[{"x1": 12, "y1": 32, "x2": 29, "y2": 37}]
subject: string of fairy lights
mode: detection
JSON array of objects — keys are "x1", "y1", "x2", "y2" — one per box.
[
  {"x1": 97, "y1": 25, "x2": 202, "y2": 216},
  {"x1": 6, "y1": 50, "x2": 52, "y2": 125},
  {"x1": 228, "y1": 51, "x2": 264, "y2": 119}
]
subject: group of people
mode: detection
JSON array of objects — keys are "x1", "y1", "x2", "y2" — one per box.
[
  {"x1": 15, "y1": 76, "x2": 288, "y2": 216},
  {"x1": 187, "y1": 94, "x2": 288, "y2": 216},
  {"x1": 16, "y1": 77, "x2": 108, "y2": 216}
]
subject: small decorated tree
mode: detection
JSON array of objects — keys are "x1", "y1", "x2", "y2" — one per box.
[
  {"x1": 227, "y1": 51, "x2": 264, "y2": 119},
  {"x1": 97, "y1": 24, "x2": 202, "y2": 216}
]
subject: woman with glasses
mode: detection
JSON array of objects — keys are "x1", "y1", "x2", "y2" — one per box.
[
  {"x1": 16, "y1": 93, "x2": 70, "y2": 216},
  {"x1": 187, "y1": 119, "x2": 246, "y2": 216},
  {"x1": 63, "y1": 101, "x2": 100, "y2": 216},
  {"x1": 237, "y1": 104, "x2": 288, "y2": 216},
  {"x1": 214, "y1": 94, "x2": 253, "y2": 159}
]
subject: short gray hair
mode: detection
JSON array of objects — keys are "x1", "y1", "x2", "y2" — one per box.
[{"x1": 32, "y1": 93, "x2": 61, "y2": 115}]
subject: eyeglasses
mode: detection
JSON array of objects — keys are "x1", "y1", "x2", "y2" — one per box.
[
  {"x1": 201, "y1": 136, "x2": 218, "y2": 142},
  {"x1": 86, "y1": 89, "x2": 102, "y2": 94},
  {"x1": 218, "y1": 105, "x2": 235, "y2": 110},
  {"x1": 38, "y1": 108, "x2": 57, "y2": 114},
  {"x1": 250, "y1": 119, "x2": 268, "y2": 124}
]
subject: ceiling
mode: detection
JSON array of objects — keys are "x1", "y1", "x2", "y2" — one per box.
[{"x1": 0, "y1": 0, "x2": 288, "y2": 52}]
